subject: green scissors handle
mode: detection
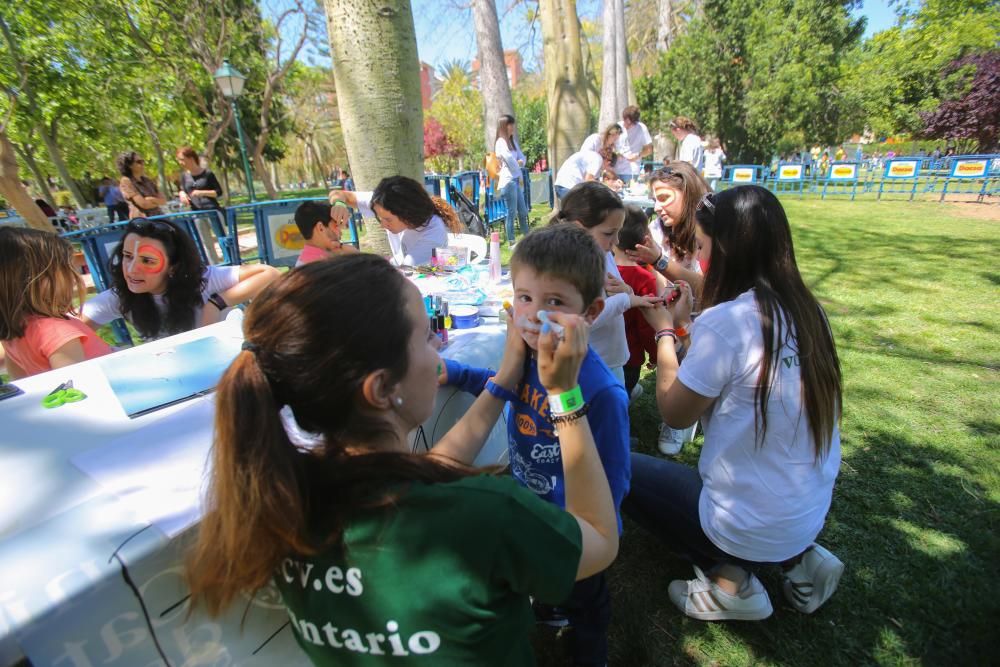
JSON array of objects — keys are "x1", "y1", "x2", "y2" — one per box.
[{"x1": 41, "y1": 385, "x2": 87, "y2": 409}]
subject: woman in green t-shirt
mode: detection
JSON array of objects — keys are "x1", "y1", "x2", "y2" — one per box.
[{"x1": 186, "y1": 254, "x2": 619, "y2": 666}]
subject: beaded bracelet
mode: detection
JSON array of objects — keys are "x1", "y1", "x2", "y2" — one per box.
[
  {"x1": 550, "y1": 403, "x2": 590, "y2": 426},
  {"x1": 654, "y1": 328, "x2": 678, "y2": 343}
]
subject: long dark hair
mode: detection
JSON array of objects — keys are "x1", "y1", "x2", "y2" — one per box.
[
  {"x1": 553, "y1": 180, "x2": 624, "y2": 230},
  {"x1": 187, "y1": 255, "x2": 476, "y2": 615},
  {"x1": 696, "y1": 186, "x2": 842, "y2": 460},
  {"x1": 109, "y1": 218, "x2": 206, "y2": 339},
  {"x1": 648, "y1": 163, "x2": 708, "y2": 261},
  {"x1": 495, "y1": 114, "x2": 516, "y2": 151},
  {"x1": 370, "y1": 175, "x2": 463, "y2": 232},
  {"x1": 116, "y1": 151, "x2": 144, "y2": 178}
]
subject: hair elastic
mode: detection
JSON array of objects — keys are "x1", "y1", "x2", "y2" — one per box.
[{"x1": 241, "y1": 341, "x2": 259, "y2": 353}]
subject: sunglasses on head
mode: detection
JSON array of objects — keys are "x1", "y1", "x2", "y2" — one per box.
[
  {"x1": 696, "y1": 192, "x2": 716, "y2": 213},
  {"x1": 128, "y1": 218, "x2": 176, "y2": 235}
]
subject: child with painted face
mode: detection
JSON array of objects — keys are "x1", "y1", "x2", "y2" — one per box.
[
  {"x1": 625, "y1": 162, "x2": 708, "y2": 295},
  {"x1": 0, "y1": 227, "x2": 112, "y2": 378},
  {"x1": 553, "y1": 181, "x2": 661, "y2": 386},
  {"x1": 82, "y1": 218, "x2": 279, "y2": 342},
  {"x1": 441, "y1": 223, "x2": 630, "y2": 667},
  {"x1": 293, "y1": 201, "x2": 359, "y2": 267}
]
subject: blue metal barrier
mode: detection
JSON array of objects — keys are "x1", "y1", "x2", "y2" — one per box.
[
  {"x1": 821, "y1": 163, "x2": 862, "y2": 200},
  {"x1": 450, "y1": 171, "x2": 481, "y2": 209},
  {"x1": 878, "y1": 159, "x2": 923, "y2": 200},
  {"x1": 938, "y1": 155, "x2": 1000, "y2": 202},
  {"x1": 769, "y1": 163, "x2": 807, "y2": 197},
  {"x1": 224, "y1": 197, "x2": 360, "y2": 268},
  {"x1": 721, "y1": 165, "x2": 767, "y2": 188},
  {"x1": 483, "y1": 181, "x2": 508, "y2": 233}
]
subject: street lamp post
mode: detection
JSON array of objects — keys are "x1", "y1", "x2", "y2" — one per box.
[{"x1": 214, "y1": 59, "x2": 256, "y2": 202}]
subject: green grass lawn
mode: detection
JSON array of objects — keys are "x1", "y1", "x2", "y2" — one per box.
[{"x1": 529, "y1": 198, "x2": 999, "y2": 666}]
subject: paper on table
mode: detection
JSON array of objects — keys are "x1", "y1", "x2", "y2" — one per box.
[{"x1": 70, "y1": 399, "x2": 215, "y2": 538}]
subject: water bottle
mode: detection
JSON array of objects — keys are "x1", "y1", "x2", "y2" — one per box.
[{"x1": 488, "y1": 231, "x2": 502, "y2": 283}]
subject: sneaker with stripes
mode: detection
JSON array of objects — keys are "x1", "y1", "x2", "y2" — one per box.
[
  {"x1": 668, "y1": 566, "x2": 773, "y2": 621},
  {"x1": 782, "y1": 543, "x2": 844, "y2": 614}
]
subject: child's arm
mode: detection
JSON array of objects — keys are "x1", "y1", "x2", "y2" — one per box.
[
  {"x1": 47, "y1": 339, "x2": 86, "y2": 370},
  {"x1": 4, "y1": 353, "x2": 26, "y2": 380},
  {"x1": 441, "y1": 358, "x2": 493, "y2": 396}
]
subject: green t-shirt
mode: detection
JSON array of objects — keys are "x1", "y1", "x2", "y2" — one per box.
[{"x1": 274, "y1": 474, "x2": 582, "y2": 666}]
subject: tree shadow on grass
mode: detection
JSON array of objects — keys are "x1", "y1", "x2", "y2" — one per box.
[{"x1": 538, "y1": 421, "x2": 1000, "y2": 666}]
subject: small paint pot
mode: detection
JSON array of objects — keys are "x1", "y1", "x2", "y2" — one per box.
[{"x1": 451, "y1": 305, "x2": 480, "y2": 329}]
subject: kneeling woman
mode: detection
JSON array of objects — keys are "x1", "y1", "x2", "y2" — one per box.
[
  {"x1": 185, "y1": 255, "x2": 619, "y2": 665},
  {"x1": 82, "y1": 218, "x2": 279, "y2": 341},
  {"x1": 626, "y1": 185, "x2": 844, "y2": 621},
  {"x1": 328, "y1": 175, "x2": 463, "y2": 266}
]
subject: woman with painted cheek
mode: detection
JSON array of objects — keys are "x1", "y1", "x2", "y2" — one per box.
[
  {"x1": 81, "y1": 218, "x2": 279, "y2": 342},
  {"x1": 552, "y1": 182, "x2": 660, "y2": 386},
  {"x1": 625, "y1": 163, "x2": 707, "y2": 296},
  {"x1": 327, "y1": 175, "x2": 464, "y2": 266}
]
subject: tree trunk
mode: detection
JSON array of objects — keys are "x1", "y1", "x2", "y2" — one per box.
[
  {"x1": 323, "y1": 0, "x2": 424, "y2": 257},
  {"x1": 36, "y1": 124, "x2": 86, "y2": 207},
  {"x1": 471, "y1": 0, "x2": 515, "y2": 152},
  {"x1": 139, "y1": 111, "x2": 171, "y2": 198},
  {"x1": 12, "y1": 141, "x2": 55, "y2": 204},
  {"x1": 540, "y1": 0, "x2": 591, "y2": 172},
  {"x1": 0, "y1": 128, "x2": 55, "y2": 232},
  {"x1": 253, "y1": 150, "x2": 278, "y2": 199},
  {"x1": 599, "y1": 0, "x2": 631, "y2": 131},
  {"x1": 656, "y1": 0, "x2": 673, "y2": 52}
]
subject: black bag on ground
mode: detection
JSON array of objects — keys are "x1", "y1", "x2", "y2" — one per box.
[{"x1": 448, "y1": 185, "x2": 488, "y2": 238}]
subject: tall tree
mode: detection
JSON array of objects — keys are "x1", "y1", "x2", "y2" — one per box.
[
  {"x1": 920, "y1": 51, "x2": 1000, "y2": 152},
  {"x1": 472, "y1": 0, "x2": 515, "y2": 153},
  {"x1": 539, "y1": 0, "x2": 592, "y2": 170},
  {"x1": 0, "y1": 86, "x2": 53, "y2": 231},
  {"x1": 598, "y1": 0, "x2": 631, "y2": 130},
  {"x1": 322, "y1": 0, "x2": 423, "y2": 255}
]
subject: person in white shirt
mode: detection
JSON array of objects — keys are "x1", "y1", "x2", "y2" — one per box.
[
  {"x1": 495, "y1": 114, "x2": 530, "y2": 246},
  {"x1": 624, "y1": 185, "x2": 845, "y2": 622},
  {"x1": 554, "y1": 150, "x2": 606, "y2": 202},
  {"x1": 670, "y1": 116, "x2": 705, "y2": 172},
  {"x1": 81, "y1": 218, "x2": 279, "y2": 342},
  {"x1": 328, "y1": 176, "x2": 463, "y2": 266},
  {"x1": 581, "y1": 124, "x2": 624, "y2": 165},
  {"x1": 617, "y1": 106, "x2": 654, "y2": 179},
  {"x1": 553, "y1": 182, "x2": 661, "y2": 384},
  {"x1": 702, "y1": 137, "x2": 726, "y2": 191}
]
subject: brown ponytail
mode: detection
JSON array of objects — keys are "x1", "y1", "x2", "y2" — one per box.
[{"x1": 432, "y1": 195, "x2": 464, "y2": 233}]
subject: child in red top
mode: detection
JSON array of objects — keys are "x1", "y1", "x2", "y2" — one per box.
[
  {"x1": 614, "y1": 206, "x2": 662, "y2": 397},
  {"x1": 0, "y1": 227, "x2": 111, "y2": 378}
]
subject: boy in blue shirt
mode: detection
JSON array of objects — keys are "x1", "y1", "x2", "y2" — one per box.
[{"x1": 443, "y1": 223, "x2": 630, "y2": 667}]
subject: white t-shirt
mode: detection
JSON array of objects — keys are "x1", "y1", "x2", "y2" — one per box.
[
  {"x1": 580, "y1": 133, "x2": 602, "y2": 154},
  {"x1": 82, "y1": 265, "x2": 241, "y2": 340},
  {"x1": 554, "y1": 151, "x2": 605, "y2": 190},
  {"x1": 677, "y1": 289, "x2": 841, "y2": 562},
  {"x1": 588, "y1": 253, "x2": 630, "y2": 370},
  {"x1": 703, "y1": 148, "x2": 726, "y2": 178},
  {"x1": 617, "y1": 121, "x2": 653, "y2": 176},
  {"x1": 678, "y1": 133, "x2": 705, "y2": 171},
  {"x1": 495, "y1": 137, "x2": 522, "y2": 190},
  {"x1": 647, "y1": 221, "x2": 701, "y2": 274},
  {"x1": 355, "y1": 192, "x2": 448, "y2": 266}
]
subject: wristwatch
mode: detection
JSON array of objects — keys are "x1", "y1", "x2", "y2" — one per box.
[{"x1": 655, "y1": 251, "x2": 669, "y2": 272}]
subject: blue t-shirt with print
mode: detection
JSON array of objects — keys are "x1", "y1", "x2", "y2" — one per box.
[{"x1": 444, "y1": 348, "x2": 631, "y2": 532}]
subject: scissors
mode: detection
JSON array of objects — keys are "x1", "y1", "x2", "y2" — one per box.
[{"x1": 41, "y1": 381, "x2": 87, "y2": 409}]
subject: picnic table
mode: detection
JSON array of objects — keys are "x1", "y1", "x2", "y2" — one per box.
[{"x1": 0, "y1": 307, "x2": 508, "y2": 665}]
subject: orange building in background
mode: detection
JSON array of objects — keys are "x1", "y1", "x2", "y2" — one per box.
[{"x1": 471, "y1": 49, "x2": 524, "y2": 89}]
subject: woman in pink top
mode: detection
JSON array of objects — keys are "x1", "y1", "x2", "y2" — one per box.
[{"x1": 0, "y1": 228, "x2": 111, "y2": 378}]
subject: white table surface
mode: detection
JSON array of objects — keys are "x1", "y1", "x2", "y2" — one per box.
[{"x1": 0, "y1": 313, "x2": 507, "y2": 665}]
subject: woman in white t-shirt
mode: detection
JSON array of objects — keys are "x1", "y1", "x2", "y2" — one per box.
[
  {"x1": 624, "y1": 185, "x2": 844, "y2": 622},
  {"x1": 581, "y1": 124, "x2": 624, "y2": 164},
  {"x1": 670, "y1": 116, "x2": 704, "y2": 172},
  {"x1": 328, "y1": 176, "x2": 463, "y2": 266},
  {"x1": 495, "y1": 114, "x2": 530, "y2": 246},
  {"x1": 702, "y1": 138, "x2": 726, "y2": 191},
  {"x1": 82, "y1": 218, "x2": 280, "y2": 342}
]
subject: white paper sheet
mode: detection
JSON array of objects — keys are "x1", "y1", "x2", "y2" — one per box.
[{"x1": 70, "y1": 399, "x2": 214, "y2": 538}]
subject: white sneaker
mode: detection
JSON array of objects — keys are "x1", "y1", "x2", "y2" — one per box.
[
  {"x1": 783, "y1": 544, "x2": 844, "y2": 614},
  {"x1": 657, "y1": 422, "x2": 696, "y2": 455},
  {"x1": 629, "y1": 383, "x2": 644, "y2": 404},
  {"x1": 668, "y1": 566, "x2": 773, "y2": 621}
]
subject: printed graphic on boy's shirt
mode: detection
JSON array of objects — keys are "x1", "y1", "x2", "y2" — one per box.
[
  {"x1": 510, "y1": 450, "x2": 558, "y2": 496},
  {"x1": 515, "y1": 412, "x2": 555, "y2": 440}
]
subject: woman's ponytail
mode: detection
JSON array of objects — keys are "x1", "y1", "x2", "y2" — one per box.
[
  {"x1": 187, "y1": 348, "x2": 311, "y2": 616},
  {"x1": 431, "y1": 196, "x2": 464, "y2": 233}
]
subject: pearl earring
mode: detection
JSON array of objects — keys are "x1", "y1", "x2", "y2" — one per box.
[{"x1": 394, "y1": 397, "x2": 403, "y2": 406}]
